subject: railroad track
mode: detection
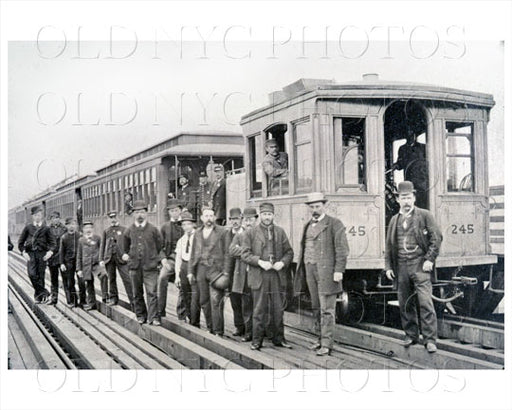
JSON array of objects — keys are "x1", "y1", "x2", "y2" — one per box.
[{"x1": 8, "y1": 252, "x2": 503, "y2": 370}]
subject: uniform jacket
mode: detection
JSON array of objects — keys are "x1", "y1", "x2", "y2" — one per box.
[
  {"x1": 229, "y1": 229, "x2": 249, "y2": 293},
  {"x1": 178, "y1": 184, "x2": 196, "y2": 214},
  {"x1": 48, "y1": 223, "x2": 67, "y2": 266},
  {"x1": 385, "y1": 207, "x2": 443, "y2": 272},
  {"x1": 262, "y1": 152, "x2": 289, "y2": 178},
  {"x1": 160, "y1": 220, "x2": 183, "y2": 260},
  {"x1": 294, "y1": 214, "x2": 350, "y2": 297},
  {"x1": 240, "y1": 223, "x2": 294, "y2": 290},
  {"x1": 188, "y1": 225, "x2": 230, "y2": 277},
  {"x1": 18, "y1": 222, "x2": 57, "y2": 254},
  {"x1": 100, "y1": 224, "x2": 127, "y2": 264},
  {"x1": 123, "y1": 222, "x2": 164, "y2": 271},
  {"x1": 59, "y1": 231, "x2": 80, "y2": 266},
  {"x1": 210, "y1": 179, "x2": 226, "y2": 221},
  {"x1": 77, "y1": 234, "x2": 101, "y2": 280}
]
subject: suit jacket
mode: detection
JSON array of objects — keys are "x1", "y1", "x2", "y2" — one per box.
[
  {"x1": 48, "y1": 223, "x2": 67, "y2": 267},
  {"x1": 77, "y1": 234, "x2": 101, "y2": 280},
  {"x1": 229, "y1": 229, "x2": 249, "y2": 293},
  {"x1": 210, "y1": 179, "x2": 226, "y2": 221},
  {"x1": 294, "y1": 214, "x2": 350, "y2": 297},
  {"x1": 240, "y1": 223, "x2": 294, "y2": 290},
  {"x1": 178, "y1": 184, "x2": 196, "y2": 214},
  {"x1": 188, "y1": 225, "x2": 230, "y2": 277},
  {"x1": 100, "y1": 224, "x2": 127, "y2": 264},
  {"x1": 123, "y1": 222, "x2": 164, "y2": 271},
  {"x1": 18, "y1": 222, "x2": 57, "y2": 254},
  {"x1": 385, "y1": 206, "x2": 443, "y2": 273},
  {"x1": 59, "y1": 231, "x2": 80, "y2": 266},
  {"x1": 160, "y1": 220, "x2": 184, "y2": 261}
]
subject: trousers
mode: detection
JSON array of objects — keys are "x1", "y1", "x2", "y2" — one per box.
[
  {"x1": 196, "y1": 263, "x2": 223, "y2": 334},
  {"x1": 131, "y1": 267, "x2": 159, "y2": 323},
  {"x1": 105, "y1": 259, "x2": 134, "y2": 308},
  {"x1": 27, "y1": 252, "x2": 49, "y2": 302},
  {"x1": 252, "y1": 271, "x2": 284, "y2": 346}
]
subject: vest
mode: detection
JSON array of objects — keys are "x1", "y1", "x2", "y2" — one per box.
[
  {"x1": 199, "y1": 230, "x2": 217, "y2": 266},
  {"x1": 397, "y1": 214, "x2": 424, "y2": 261},
  {"x1": 304, "y1": 222, "x2": 322, "y2": 264}
]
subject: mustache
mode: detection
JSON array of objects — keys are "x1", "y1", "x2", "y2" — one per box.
[{"x1": 312, "y1": 212, "x2": 321, "y2": 217}]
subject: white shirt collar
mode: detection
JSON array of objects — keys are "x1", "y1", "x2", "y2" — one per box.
[
  {"x1": 312, "y1": 213, "x2": 326, "y2": 223},
  {"x1": 135, "y1": 220, "x2": 147, "y2": 228}
]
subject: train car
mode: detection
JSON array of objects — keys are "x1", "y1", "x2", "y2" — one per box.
[
  {"x1": 80, "y1": 131, "x2": 244, "y2": 233},
  {"x1": 233, "y1": 75, "x2": 500, "y2": 319}
]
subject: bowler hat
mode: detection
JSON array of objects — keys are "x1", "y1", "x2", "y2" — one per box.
[
  {"x1": 229, "y1": 207, "x2": 242, "y2": 219},
  {"x1": 210, "y1": 271, "x2": 230, "y2": 291},
  {"x1": 179, "y1": 211, "x2": 195, "y2": 223},
  {"x1": 395, "y1": 181, "x2": 416, "y2": 195},
  {"x1": 166, "y1": 198, "x2": 183, "y2": 209},
  {"x1": 259, "y1": 202, "x2": 274, "y2": 213},
  {"x1": 243, "y1": 207, "x2": 258, "y2": 218},
  {"x1": 107, "y1": 210, "x2": 118, "y2": 217},
  {"x1": 65, "y1": 217, "x2": 76, "y2": 225},
  {"x1": 50, "y1": 211, "x2": 61, "y2": 218},
  {"x1": 305, "y1": 192, "x2": 327, "y2": 205},
  {"x1": 83, "y1": 220, "x2": 94, "y2": 226},
  {"x1": 31, "y1": 206, "x2": 42, "y2": 215},
  {"x1": 132, "y1": 200, "x2": 148, "y2": 211}
]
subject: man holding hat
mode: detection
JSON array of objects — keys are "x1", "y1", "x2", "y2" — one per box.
[
  {"x1": 122, "y1": 200, "x2": 164, "y2": 325},
  {"x1": 47, "y1": 211, "x2": 67, "y2": 305},
  {"x1": 18, "y1": 206, "x2": 57, "y2": 303},
  {"x1": 385, "y1": 181, "x2": 442, "y2": 353},
  {"x1": 211, "y1": 165, "x2": 227, "y2": 225},
  {"x1": 261, "y1": 138, "x2": 289, "y2": 196},
  {"x1": 241, "y1": 202, "x2": 294, "y2": 350},
  {"x1": 100, "y1": 210, "x2": 134, "y2": 309},
  {"x1": 158, "y1": 198, "x2": 184, "y2": 319},
  {"x1": 295, "y1": 192, "x2": 349, "y2": 356},
  {"x1": 229, "y1": 207, "x2": 258, "y2": 341}
]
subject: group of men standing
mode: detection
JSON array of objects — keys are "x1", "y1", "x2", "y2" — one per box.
[{"x1": 16, "y1": 178, "x2": 442, "y2": 355}]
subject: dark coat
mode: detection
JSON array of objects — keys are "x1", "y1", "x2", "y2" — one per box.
[
  {"x1": 240, "y1": 223, "x2": 294, "y2": 290},
  {"x1": 77, "y1": 234, "x2": 101, "y2": 280},
  {"x1": 8, "y1": 235, "x2": 14, "y2": 251},
  {"x1": 294, "y1": 215, "x2": 350, "y2": 297},
  {"x1": 100, "y1": 224, "x2": 127, "y2": 264},
  {"x1": 385, "y1": 207, "x2": 443, "y2": 272},
  {"x1": 188, "y1": 225, "x2": 230, "y2": 277},
  {"x1": 229, "y1": 229, "x2": 249, "y2": 293},
  {"x1": 160, "y1": 220, "x2": 183, "y2": 261},
  {"x1": 48, "y1": 223, "x2": 67, "y2": 267},
  {"x1": 211, "y1": 179, "x2": 226, "y2": 221},
  {"x1": 59, "y1": 231, "x2": 80, "y2": 266},
  {"x1": 18, "y1": 222, "x2": 57, "y2": 254},
  {"x1": 178, "y1": 184, "x2": 196, "y2": 214},
  {"x1": 123, "y1": 222, "x2": 164, "y2": 271}
]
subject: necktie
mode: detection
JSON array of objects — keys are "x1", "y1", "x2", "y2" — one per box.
[{"x1": 186, "y1": 232, "x2": 192, "y2": 253}]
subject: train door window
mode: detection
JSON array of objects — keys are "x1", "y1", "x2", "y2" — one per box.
[
  {"x1": 293, "y1": 119, "x2": 313, "y2": 193},
  {"x1": 150, "y1": 167, "x2": 157, "y2": 211},
  {"x1": 248, "y1": 133, "x2": 263, "y2": 197},
  {"x1": 333, "y1": 117, "x2": 366, "y2": 191},
  {"x1": 445, "y1": 121, "x2": 474, "y2": 192},
  {"x1": 264, "y1": 123, "x2": 289, "y2": 196}
]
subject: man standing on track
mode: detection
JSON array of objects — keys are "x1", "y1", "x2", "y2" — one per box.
[
  {"x1": 46, "y1": 211, "x2": 67, "y2": 305},
  {"x1": 295, "y1": 193, "x2": 349, "y2": 356},
  {"x1": 59, "y1": 218, "x2": 84, "y2": 307},
  {"x1": 385, "y1": 181, "x2": 442, "y2": 353},
  {"x1": 100, "y1": 210, "x2": 134, "y2": 310},
  {"x1": 18, "y1": 206, "x2": 57, "y2": 303}
]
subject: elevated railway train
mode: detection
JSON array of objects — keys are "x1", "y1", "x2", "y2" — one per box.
[{"x1": 8, "y1": 76, "x2": 504, "y2": 321}]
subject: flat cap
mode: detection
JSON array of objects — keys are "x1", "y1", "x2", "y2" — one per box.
[
  {"x1": 31, "y1": 206, "x2": 43, "y2": 215},
  {"x1": 259, "y1": 202, "x2": 274, "y2": 213}
]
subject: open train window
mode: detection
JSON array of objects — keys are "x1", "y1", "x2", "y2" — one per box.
[
  {"x1": 334, "y1": 117, "x2": 366, "y2": 191},
  {"x1": 293, "y1": 119, "x2": 312, "y2": 193},
  {"x1": 248, "y1": 133, "x2": 263, "y2": 197},
  {"x1": 445, "y1": 121, "x2": 474, "y2": 192}
]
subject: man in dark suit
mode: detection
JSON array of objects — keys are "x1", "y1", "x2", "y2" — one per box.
[
  {"x1": 176, "y1": 173, "x2": 196, "y2": 216},
  {"x1": 210, "y1": 165, "x2": 226, "y2": 226},
  {"x1": 295, "y1": 193, "x2": 349, "y2": 356},
  {"x1": 99, "y1": 210, "x2": 133, "y2": 309},
  {"x1": 188, "y1": 207, "x2": 231, "y2": 335},
  {"x1": 77, "y1": 221, "x2": 106, "y2": 311},
  {"x1": 385, "y1": 181, "x2": 443, "y2": 353},
  {"x1": 47, "y1": 211, "x2": 67, "y2": 305},
  {"x1": 59, "y1": 218, "x2": 84, "y2": 307},
  {"x1": 122, "y1": 200, "x2": 164, "y2": 326},
  {"x1": 194, "y1": 170, "x2": 211, "y2": 220},
  {"x1": 18, "y1": 206, "x2": 57, "y2": 303},
  {"x1": 241, "y1": 202, "x2": 294, "y2": 350},
  {"x1": 158, "y1": 199, "x2": 184, "y2": 318},
  {"x1": 229, "y1": 207, "x2": 258, "y2": 342}
]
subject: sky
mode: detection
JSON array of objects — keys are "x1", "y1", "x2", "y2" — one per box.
[{"x1": 8, "y1": 40, "x2": 504, "y2": 208}]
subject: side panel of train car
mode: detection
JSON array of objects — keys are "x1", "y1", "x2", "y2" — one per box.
[{"x1": 238, "y1": 78, "x2": 496, "y2": 301}]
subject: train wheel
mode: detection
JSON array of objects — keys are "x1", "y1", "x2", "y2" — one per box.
[{"x1": 336, "y1": 291, "x2": 365, "y2": 325}]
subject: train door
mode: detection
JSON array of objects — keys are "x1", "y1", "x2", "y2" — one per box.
[{"x1": 384, "y1": 101, "x2": 429, "y2": 225}]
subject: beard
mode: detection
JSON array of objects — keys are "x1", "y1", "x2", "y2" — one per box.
[
  {"x1": 136, "y1": 216, "x2": 144, "y2": 224},
  {"x1": 204, "y1": 219, "x2": 213, "y2": 226}
]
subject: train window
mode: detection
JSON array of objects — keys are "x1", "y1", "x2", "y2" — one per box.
[
  {"x1": 151, "y1": 167, "x2": 156, "y2": 182},
  {"x1": 334, "y1": 117, "x2": 366, "y2": 191},
  {"x1": 248, "y1": 133, "x2": 263, "y2": 197},
  {"x1": 293, "y1": 119, "x2": 313, "y2": 193},
  {"x1": 445, "y1": 121, "x2": 474, "y2": 192}
]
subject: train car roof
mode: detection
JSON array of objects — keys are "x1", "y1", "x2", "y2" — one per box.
[{"x1": 241, "y1": 76, "x2": 495, "y2": 124}]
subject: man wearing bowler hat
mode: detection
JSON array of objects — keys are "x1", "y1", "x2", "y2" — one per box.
[
  {"x1": 241, "y1": 202, "x2": 294, "y2": 350},
  {"x1": 122, "y1": 200, "x2": 164, "y2": 325},
  {"x1": 385, "y1": 181, "x2": 442, "y2": 353},
  {"x1": 158, "y1": 198, "x2": 184, "y2": 319},
  {"x1": 18, "y1": 206, "x2": 57, "y2": 303},
  {"x1": 47, "y1": 211, "x2": 67, "y2": 305},
  {"x1": 100, "y1": 210, "x2": 134, "y2": 309},
  {"x1": 295, "y1": 193, "x2": 349, "y2": 356},
  {"x1": 210, "y1": 165, "x2": 227, "y2": 225}
]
